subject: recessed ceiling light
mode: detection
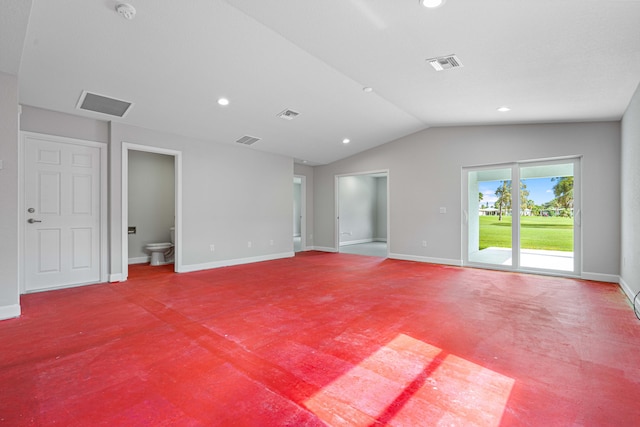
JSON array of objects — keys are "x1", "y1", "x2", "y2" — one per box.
[
  {"x1": 497, "y1": 106, "x2": 511, "y2": 112},
  {"x1": 420, "y1": 0, "x2": 445, "y2": 8},
  {"x1": 342, "y1": 138, "x2": 351, "y2": 144},
  {"x1": 217, "y1": 98, "x2": 230, "y2": 106},
  {"x1": 363, "y1": 87, "x2": 374, "y2": 93},
  {"x1": 116, "y1": 3, "x2": 136, "y2": 20}
]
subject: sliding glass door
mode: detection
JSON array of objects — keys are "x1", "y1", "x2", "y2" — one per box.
[{"x1": 463, "y1": 158, "x2": 581, "y2": 276}]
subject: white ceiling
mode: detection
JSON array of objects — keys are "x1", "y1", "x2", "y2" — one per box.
[{"x1": 4, "y1": 0, "x2": 640, "y2": 165}]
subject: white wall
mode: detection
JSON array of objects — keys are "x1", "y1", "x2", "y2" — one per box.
[
  {"x1": 128, "y1": 150, "x2": 175, "y2": 262},
  {"x1": 339, "y1": 175, "x2": 377, "y2": 244},
  {"x1": 621, "y1": 83, "x2": 640, "y2": 300},
  {"x1": 0, "y1": 72, "x2": 20, "y2": 319},
  {"x1": 314, "y1": 122, "x2": 621, "y2": 279},
  {"x1": 376, "y1": 176, "x2": 388, "y2": 241},
  {"x1": 110, "y1": 123, "x2": 294, "y2": 277},
  {"x1": 20, "y1": 106, "x2": 109, "y2": 144}
]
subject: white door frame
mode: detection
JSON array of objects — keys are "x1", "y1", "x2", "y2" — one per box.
[
  {"x1": 18, "y1": 131, "x2": 108, "y2": 293},
  {"x1": 121, "y1": 143, "x2": 183, "y2": 280},
  {"x1": 462, "y1": 156, "x2": 581, "y2": 277},
  {"x1": 294, "y1": 174, "x2": 307, "y2": 251},
  {"x1": 334, "y1": 169, "x2": 390, "y2": 256}
]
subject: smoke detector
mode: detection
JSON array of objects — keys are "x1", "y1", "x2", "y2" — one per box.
[
  {"x1": 426, "y1": 55, "x2": 463, "y2": 71},
  {"x1": 116, "y1": 3, "x2": 136, "y2": 20}
]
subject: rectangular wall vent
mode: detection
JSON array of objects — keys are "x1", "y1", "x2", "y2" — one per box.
[
  {"x1": 76, "y1": 90, "x2": 133, "y2": 117},
  {"x1": 235, "y1": 135, "x2": 261, "y2": 145},
  {"x1": 277, "y1": 109, "x2": 300, "y2": 120},
  {"x1": 426, "y1": 55, "x2": 463, "y2": 71}
]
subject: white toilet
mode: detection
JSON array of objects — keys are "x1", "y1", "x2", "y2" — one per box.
[{"x1": 145, "y1": 227, "x2": 175, "y2": 266}]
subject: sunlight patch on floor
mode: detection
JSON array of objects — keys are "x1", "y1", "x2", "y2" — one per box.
[{"x1": 304, "y1": 334, "x2": 514, "y2": 426}]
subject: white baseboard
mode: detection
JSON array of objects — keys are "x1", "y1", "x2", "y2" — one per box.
[
  {"x1": 109, "y1": 273, "x2": 124, "y2": 282},
  {"x1": 340, "y1": 239, "x2": 374, "y2": 246},
  {"x1": 311, "y1": 246, "x2": 338, "y2": 253},
  {"x1": 388, "y1": 253, "x2": 463, "y2": 267},
  {"x1": 0, "y1": 304, "x2": 21, "y2": 321},
  {"x1": 178, "y1": 252, "x2": 294, "y2": 273},
  {"x1": 618, "y1": 276, "x2": 637, "y2": 303},
  {"x1": 128, "y1": 256, "x2": 150, "y2": 265},
  {"x1": 581, "y1": 272, "x2": 619, "y2": 283}
]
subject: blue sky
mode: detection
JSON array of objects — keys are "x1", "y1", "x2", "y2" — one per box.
[{"x1": 479, "y1": 178, "x2": 555, "y2": 207}]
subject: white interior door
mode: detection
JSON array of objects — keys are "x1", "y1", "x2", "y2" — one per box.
[{"x1": 23, "y1": 134, "x2": 102, "y2": 292}]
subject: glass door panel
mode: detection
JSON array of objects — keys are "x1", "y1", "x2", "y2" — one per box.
[
  {"x1": 519, "y1": 161, "x2": 577, "y2": 273},
  {"x1": 467, "y1": 167, "x2": 513, "y2": 267}
]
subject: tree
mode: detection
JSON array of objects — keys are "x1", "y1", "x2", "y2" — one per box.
[
  {"x1": 520, "y1": 181, "x2": 530, "y2": 215},
  {"x1": 494, "y1": 180, "x2": 511, "y2": 221},
  {"x1": 552, "y1": 176, "x2": 574, "y2": 216}
]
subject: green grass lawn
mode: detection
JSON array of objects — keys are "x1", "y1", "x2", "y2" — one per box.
[{"x1": 479, "y1": 215, "x2": 573, "y2": 251}]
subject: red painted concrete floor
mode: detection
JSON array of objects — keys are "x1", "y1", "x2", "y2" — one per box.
[{"x1": 2, "y1": 252, "x2": 640, "y2": 426}]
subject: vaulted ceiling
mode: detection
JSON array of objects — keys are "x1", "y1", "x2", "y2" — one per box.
[{"x1": 3, "y1": 0, "x2": 640, "y2": 164}]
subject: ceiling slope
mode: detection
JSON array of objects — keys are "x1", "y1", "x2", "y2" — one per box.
[{"x1": 12, "y1": 0, "x2": 640, "y2": 164}]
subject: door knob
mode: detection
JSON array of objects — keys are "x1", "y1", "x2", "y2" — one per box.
[{"x1": 27, "y1": 218, "x2": 42, "y2": 224}]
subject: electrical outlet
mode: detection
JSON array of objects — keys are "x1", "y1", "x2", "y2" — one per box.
[
  {"x1": 248, "y1": 241, "x2": 252, "y2": 248},
  {"x1": 422, "y1": 240, "x2": 427, "y2": 247},
  {"x1": 210, "y1": 244, "x2": 215, "y2": 252},
  {"x1": 439, "y1": 207, "x2": 447, "y2": 214}
]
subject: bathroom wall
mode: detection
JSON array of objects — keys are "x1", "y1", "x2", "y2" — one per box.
[{"x1": 127, "y1": 150, "x2": 175, "y2": 263}]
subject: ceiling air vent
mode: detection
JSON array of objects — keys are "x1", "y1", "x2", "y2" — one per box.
[
  {"x1": 426, "y1": 55, "x2": 463, "y2": 71},
  {"x1": 76, "y1": 90, "x2": 133, "y2": 117},
  {"x1": 235, "y1": 135, "x2": 261, "y2": 145},
  {"x1": 277, "y1": 109, "x2": 300, "y2": 120}
]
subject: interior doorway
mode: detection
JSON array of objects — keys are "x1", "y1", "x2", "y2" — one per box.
[
  {"x1": 293, "y1": 175, "x2": 306, "y2": 252},
  {"x1": 463, "y1": 157, "x2": 581, "y2": 276},
  {"x1": 335, "y1": 171, "x2": 389, "y2": 257},
  {"x1": 122, "y1": 143, "x2": 182, "y2": 281}
]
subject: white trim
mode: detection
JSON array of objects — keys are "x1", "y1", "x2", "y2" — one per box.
[
  {"x1": 19, "y1": 132, "x2": 108, "y2": 294},
  {"x1": 581, "y1": 272, "x2": 619, "y2": 283},
  {"x1": 312, "y1": 246, "x2": 339, "y2": 253},
  {"x1": 109, "y1": 273, "x2": 124, "y2": 283},
  {"x1": 0, "y1": 304, "x2": 21, "y2": 321},
  {"x1": 128, "y1": 256, "x2": 150, "y2": 264},
  {"x1": 389, "y1": 253, "x2": 463, "y2": 267},
  {"x1": 618, "y1": 276, "x2": 636, "y2": 302},
  {"x1": 178, "y1": 252, "x2": 293, "y2": 273},
  {"x1": 122, "y1": 143, "x2": 183, "y2": 282},
  {"x1": 340, "y1": 238, "x2": 375, "y2": 246}
]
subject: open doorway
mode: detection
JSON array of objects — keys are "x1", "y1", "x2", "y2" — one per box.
[
  {"x1": 293, "y1": 175, "x2": 306, "y2": 252},
  {"x1": 335, "y1": 171, "x2": 389, "y2": 257},
  {"x1": 122, "y1": 143, "x2": 182, "y2": 281}
]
